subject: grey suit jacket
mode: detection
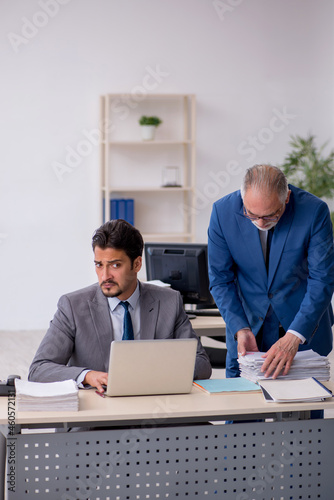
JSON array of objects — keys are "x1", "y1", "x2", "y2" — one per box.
[{"x1": 28, "y1": 281, "x2": 212, "y2": 382}]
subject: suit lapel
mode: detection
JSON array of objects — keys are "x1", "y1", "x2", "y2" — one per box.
[
  {"x1": 88, "y1": 286, "x2": 113, "y2": 366},
  {"x1": 236, "y1": 210, "x2": 267, "y2": 282},
  {"x1": 268, "y1": 195, "x2": 294, "y2": 287},
  {"x1": 237, "y1": 195, "x2": 294, "y2": 289},
  {"x1": 138, "y1": 283, "x2": 159, "y2": 339}
]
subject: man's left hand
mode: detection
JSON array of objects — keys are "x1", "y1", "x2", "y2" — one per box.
[{"x1": 261, "y1": 332, "x2": 301, "y2": 379}]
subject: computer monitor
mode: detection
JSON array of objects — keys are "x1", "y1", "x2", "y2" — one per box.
[{"x1": 144, "y1": 242, "x2": 215, "y2": 308}]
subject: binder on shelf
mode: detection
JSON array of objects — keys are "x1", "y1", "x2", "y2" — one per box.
[
  {"x1": 125, "y1": 198, "x2": 134, "y2": 225},
  {"x1": 117, "y1": 199, "x2": 126, "y2": 220},
  {"x1": 102, "y1": 197, "x2": 106, "y2": 222},
  {"x1": 110, "y1": 199, "x2": 119, "y2": 220},
  {"x1": 103, "y1": 198, "x2": 135, "y2": 225}
]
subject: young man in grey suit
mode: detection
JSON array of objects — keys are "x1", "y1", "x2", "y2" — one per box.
[{"x1": 29, "y1": 220, "x2": 212, "y2": 392}]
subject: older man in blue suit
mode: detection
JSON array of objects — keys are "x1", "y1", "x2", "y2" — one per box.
[{"x1": 208, "y1": 164, "x2": 334, "y2": 379}]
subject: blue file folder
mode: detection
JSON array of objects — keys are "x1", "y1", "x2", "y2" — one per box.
[{"x1": 103, "y1": 198, "x2": 134, "y2": 225}]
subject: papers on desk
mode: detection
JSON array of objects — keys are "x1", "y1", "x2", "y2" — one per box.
[
  {"x1": 238, "y1": 350, "x2": 330, "y2": 383},
  {"x1": 193, "y1": 378, "x2": 260, "y2": 394},
  {"x1": 15, "y1": 379, "x2": 79, "y2": 412},
  {"x1": 259, "y1": 377, "x2": 332, "y2": 403}
]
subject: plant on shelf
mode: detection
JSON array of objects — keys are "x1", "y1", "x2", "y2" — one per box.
[
  {"x1": 139, "y1": 115, "x2": 162, "y2": 140},
  {"x1": 280, "y1": 134, "x2": 334, "y2": 225},
  {"x1": 139, "y1": 116, "x2": 162, "y2": 126}
]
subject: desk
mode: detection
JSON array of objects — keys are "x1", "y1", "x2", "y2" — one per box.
[
  {"x1": 190, "y1": 315, "x2": 226, "y2": 338},
  {"x1": 1, "y1": 383, "x2": 334, "y2": 499}
]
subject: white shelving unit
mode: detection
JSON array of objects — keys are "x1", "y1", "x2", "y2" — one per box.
[{"x1": 99, "y1": 93, "x2": 196, "y2": 242}]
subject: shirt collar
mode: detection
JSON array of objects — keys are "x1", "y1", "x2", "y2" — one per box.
[{"x1": 107, "y1": 281, "x2": 140, "y2": 312}]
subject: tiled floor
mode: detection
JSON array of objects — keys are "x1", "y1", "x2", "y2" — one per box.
[{"x1": 0, "y1": 330, "x2": 333, "y2": 417}]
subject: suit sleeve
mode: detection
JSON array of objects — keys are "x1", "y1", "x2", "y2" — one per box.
[
  {"x1": 208, "y1": 203, "x2": 250, "y2": 338},
  {"x1": 28, "y1": 295, "x2": 89, "y2": 383},
  {"x1": 287, "y1": 202, "x2": 334, "y2": 341}
]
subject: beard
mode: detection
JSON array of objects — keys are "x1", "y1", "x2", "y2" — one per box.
[
  {"x1": 251, "y1": 220, "x2": 278, "y2": 231},
  {"x1": 99, "y1": 280, "x2": 122, "y2": 297}
]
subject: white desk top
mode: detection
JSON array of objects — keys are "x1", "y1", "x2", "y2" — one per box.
[
  {"x1": 1, "y1": 382, "x2": 333, "y2": 426},
  {"x1": 190, "y1": 315, "x2": 225, "y2": 336}
]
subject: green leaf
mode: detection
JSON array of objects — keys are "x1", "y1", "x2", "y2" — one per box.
[{"x1": 280, "y1": 134, "x2": 334, "y2": 200}]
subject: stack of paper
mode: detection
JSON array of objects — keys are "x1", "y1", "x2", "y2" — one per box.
[
  {"x1": 238, "y1": 350, "x2": 330, "y2": 383},
  {"x1": 15, "y1": 379, "x2": 79, "y2": 412}
]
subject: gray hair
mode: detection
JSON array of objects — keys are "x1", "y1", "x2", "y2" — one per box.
[{"x1": 241, "y1": 164, "x2": 288, "y2": 203}]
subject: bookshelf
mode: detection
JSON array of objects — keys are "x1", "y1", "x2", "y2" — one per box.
[{"x1": 99, "y1": 93, "x2": 196, "y2": 242}]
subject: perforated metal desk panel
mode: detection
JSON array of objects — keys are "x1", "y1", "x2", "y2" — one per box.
[{"x1": 1, "y1": 383, "x2": 334, "y2": 500}]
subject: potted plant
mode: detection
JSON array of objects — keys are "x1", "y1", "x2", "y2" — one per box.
[
  {"x1": 139, "y1": 115, "x2": 162, "y2": 140},
  {"x1": 280, "y1": 134, "x2": 334, "y2": 225}
]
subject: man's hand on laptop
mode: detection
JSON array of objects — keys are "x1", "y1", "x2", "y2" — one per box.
[{"x1": 83, "y1": 371, "x2": 108, "y2": 393}]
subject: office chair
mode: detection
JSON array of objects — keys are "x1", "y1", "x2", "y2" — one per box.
[{"x1": 204, "y1": 344, "x2": 227, "y2": 369}]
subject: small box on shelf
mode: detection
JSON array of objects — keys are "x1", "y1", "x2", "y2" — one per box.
[{"x1": 162, "y1": 166, "x2": 181, "y2": 187}]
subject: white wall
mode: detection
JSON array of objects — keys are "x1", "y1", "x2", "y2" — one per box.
[{"x1": 1, "y1": 0, "x2": 333, "y2": 330}]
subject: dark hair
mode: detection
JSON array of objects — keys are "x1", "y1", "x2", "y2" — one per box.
[
  {"x1": 241, "y1": 164, "x2": 288, "y2": 203},
  {"x1": 92, "y1": 219, "x2": 144, "y2": 263}
]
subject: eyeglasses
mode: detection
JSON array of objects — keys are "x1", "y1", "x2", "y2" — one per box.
[{"x1": 243, "y1": 204, "x2": 284, "y2": 222}]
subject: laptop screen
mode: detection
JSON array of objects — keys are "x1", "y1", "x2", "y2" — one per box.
[{"x1": 105, "y1": 338, "x2": 197, "y2": 397}]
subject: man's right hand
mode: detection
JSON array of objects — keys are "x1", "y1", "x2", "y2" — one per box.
[
  {"x1": 83, "y1": 371, "x2": 108, "y2": 393},
  {"x1": 235, "y1": 328, "x2": 259, "y2": 357}
]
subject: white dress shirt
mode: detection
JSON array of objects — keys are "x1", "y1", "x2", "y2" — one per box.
[
  {"x1": 77, "y1": 282, "x2": 141, "y2": 385},
  {"x1": 107, "y1": 282, "x2": 141, "y2": 340}
]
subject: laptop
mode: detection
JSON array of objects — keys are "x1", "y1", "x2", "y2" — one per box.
[{"x1": 105, "y1": 338, "x2": 197, "y2": 397}]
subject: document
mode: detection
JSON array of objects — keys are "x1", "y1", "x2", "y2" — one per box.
[
  {"x1": 193, "y1": 378, "x2": 260, "y2": 394},
  {"x1": 259, "y1": 377, "x2": 333, "y2": 403}
]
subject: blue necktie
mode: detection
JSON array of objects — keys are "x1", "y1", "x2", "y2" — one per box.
[
  {"x1": 266, "y1": 228, "x2": 274, "y2": 272},
  {"x1": 260, "y1": 228, "x2": 279, "y2": 350},
  {"x1": 120, "y1": 301, "x2": 134, "y2": 340}
]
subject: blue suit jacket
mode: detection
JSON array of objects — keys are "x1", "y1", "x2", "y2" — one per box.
[{"x1": 208, "y1": 185, "x2": 334, "y2": 374}]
